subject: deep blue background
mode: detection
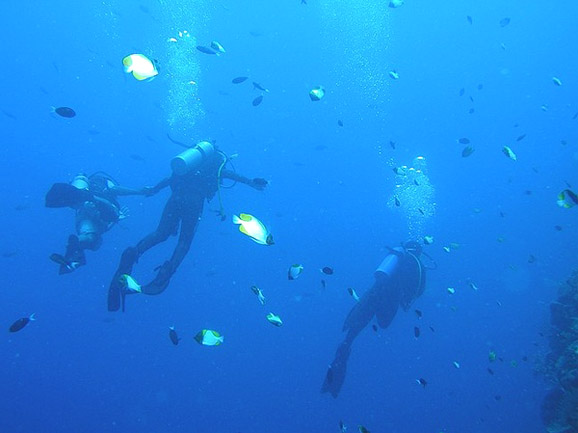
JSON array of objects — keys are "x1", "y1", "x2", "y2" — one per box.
[{"x1": 1, "y1": 0, "x2": 577, "y2": 432}]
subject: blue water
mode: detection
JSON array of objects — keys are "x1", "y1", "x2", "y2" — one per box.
[{"x1": 1, "y1": 0, "x2": 576, "y2": 432}]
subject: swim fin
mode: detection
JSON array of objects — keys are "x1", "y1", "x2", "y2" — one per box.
[
  {"x1": 52, "y1": 235, "x2": 86, "y2": 274},
  {"x1": 108, "y1": 247, "x2": 139, "y2": 312},
  {"x1": 45, "y1": 183, "x2": 92, "y2": 208},
  {"x1": 321, "y1": 342, "x2": 351, "y2": 398},
  {"x1": 142, "y1": 261, "x2": 173, "y2": 295}
]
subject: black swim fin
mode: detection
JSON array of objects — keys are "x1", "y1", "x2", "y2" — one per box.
[
  {"x1": 45, "y1": 183, "x2": 92, "y2": 208},
  {"x1": 321, "y1": 342, "x2": 351, "y2": 398},
  {"x1": 108, "y1": 247, "x2": 139, "y2": 312}
]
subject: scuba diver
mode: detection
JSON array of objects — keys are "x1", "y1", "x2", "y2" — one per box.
[
  {"x1": 321, "y1": 241, "x2": 428, "y2": 398},
  {"x1": 107, "y1": 141, "x2": 268, "y2": 312},
  {"x1": 45, "y1": 172, "x2": 148, "y2": 274}
]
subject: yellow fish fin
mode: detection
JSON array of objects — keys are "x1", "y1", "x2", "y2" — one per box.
[
  {"x1": 239, "y1": 213, "x2": 253, "y2": 222},
  {"x1": 239, "y1": 225, "x2": 250, "y2": 236},
  {"x1": 132, "y1": 72, "x2": 150, "y2": 81}
]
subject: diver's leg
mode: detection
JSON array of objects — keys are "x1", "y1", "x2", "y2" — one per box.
[
  {"x1": 54, "y1": 213, "x2": 97, "y2": 274},
  {"x1": 135, "y1": 196, "x2": 180, "y2": 256},
  {"x1": 342, "y1": 281, "x2": 381, "y2": 337},
  {"x1": 142, "y1": 198, "x2": 203, "y2": 295},
  {"x1": 322, "y1": 280, "x2": 385, "y2": 398},
  {"x1": 374, "y1": 276, "x2": 402, "y2": 329},
  {"x1": 108, "y1": 196, "x2": 179, "y2": 311}
]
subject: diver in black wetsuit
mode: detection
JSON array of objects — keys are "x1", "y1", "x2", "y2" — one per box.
[
  {"x1": 321, "y1": 241, "x2": 427, "y2": 398},
  {"x1": 45, "y1": 172, "x2": 147, "y2": 274},
  {"x1": 107, "y1": 141, "x2": 267, "y2": 312}
]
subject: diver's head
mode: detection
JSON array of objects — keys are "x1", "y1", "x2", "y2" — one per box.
[{"x1": 403, "y1": 240, "x2": 422, "y2": 256}]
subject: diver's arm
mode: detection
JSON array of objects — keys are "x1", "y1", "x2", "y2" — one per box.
[
  {"x1": 139, "y1": 177, "x2": 172, "y2": 197},
  {"x1": 221, "y1": 169, "x2": 268, "y2": 191},
  {"x1": 110, "y1": 185, "x2": 149, "y2": 196}
]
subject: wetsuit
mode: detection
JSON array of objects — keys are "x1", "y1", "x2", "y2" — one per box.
[
  {"x1": 321, "y1": 247, "x2": 426, "y2": 398},
  {"x1": 107, "y1": 153, "x2": 264, "y2": 311},
  {"x1": 46, "y1": 173, "x2": 143, "y2": 274}
]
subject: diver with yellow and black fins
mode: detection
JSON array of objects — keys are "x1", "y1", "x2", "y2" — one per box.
[
  {"x1": 107, "y1": 141, "x2": 268, "y2": 312},
  {"x1": 321, "y1": 241, "x2": 429, "y2": 398},
  {"x1": 45, "y1": 172, "x2": 148, "y2": 274}
]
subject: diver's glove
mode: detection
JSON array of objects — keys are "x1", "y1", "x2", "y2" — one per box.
[
  {"x1": 251, "y1": 178, "x2": 268, "y2": 191},
  {"x1": 141, "y1": 186, "x2": 157, "y2": 197},
  {"x1": 118, "y1": 206, "x2": 130, "y2": 220}
]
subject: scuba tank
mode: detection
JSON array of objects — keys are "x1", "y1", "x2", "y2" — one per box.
[
  {"x1": 375, "y1": 247, "x2": 403, "y2": 278},
  {"x1": 71, "y1": 174, "x2": 89, "y2": 190},
  {"x1": 171, "y1": 141, "x2": 215, "y2": 176}
]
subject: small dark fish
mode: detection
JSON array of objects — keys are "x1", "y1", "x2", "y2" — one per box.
[
  {"x1": 499, "y1": 211, "x2": 506, "y2": 218},
  {"x1": 394, "y1": 197, "x2": 401, "y2": 207},
  {"x1": 414, "y1": 309, "x2": 422, "y2": 318},
  {"x1": 252, "y1": 82, "x2": 268, "y2": 92},
  {"x1": 232, "y1": 76, "x2": 248, "y2": 84},
  {"x1": 196, "y1": 46, "x2": 216, "y2": 55},
  {"x1": 494, "y1": 395, "x2": 502, "y2": 401},
  {"x1": 54, "y1": 106, "x2": 76, "y2": 118},
  {"x1": 321, "y1": 266, "x2": 334, "y2": 275},
  {"x1": 168, "y1": 326, "x2": 180, "y2": 345},
  {"x1": 418, "y1": 208, "x2": 425, "y2": 215},
  {"x1": 429, "y1": 326, "x2": 435, "y2": 333},
  {"x1": 469, "y1": 96, "x2": 474, "y2": 103},
  {"x1": 459, "y1": 88, "x2": 465, "y2": 96},
  {"x1": 414, "y1": 326, "x2": 420, "y2": 338},
  {"x1": 466, "y1": 15, "x2": 473, "y2": 25},
  {"x1": 487, "y1": 368, "x2": 494, "y2": 375},
  {"x1": 372, "y1": 324, "x2": 378, "y2": 332},
  {"x1": 477, "y1": 84, "x2": 483, "y2": 90},
  {"x1": 532, "y1": 167, "x2": 539, "y2": 174},
  {"x1": 554, "y1": 225, "x2": 563, "y2": 231},
  {"x1": 358, "y1": 426, "x2": 370, "y2": 433},
  {"x1": 9, "y1": 314, "x2": 35, "y2": 333},
  {"x1": 522, "y1": 356, "x2": 528, "y2": 362},
  {"x1": 458, "y1": 137, "x2": 470, "y2": 144},
  {"x1": 564, "y1": 180, "x2": 573, "y2": 189},
  {"x1": 414, "y1": 179, "x2": 420, "y2": 186},
  {"x1": 1, "y1": 109, "x2": 17, "y2": 120},
  {"x1": 524, "y1": 190, "x2": 532, "y2": 196},
  {"x1": 573, "y1": 112, "x2": 578, "y2": 120},
  {"x1": 252, "y1": 95, "x2": 263, "y2": 107},
  {"x1": 129, "y1": 153, "x2": 145, "y2": 162},
  {"x1": 14, "y1": 204, "x2": 29, "y2": 211},
  {"x1": 389, "y1": 140, "x2": 396, "y2": 149},
  {"x1": 499, "y1": 17, "x2": 510, "y2": 27},
  {"x1": 320, "y1": 279, "x2": 326, "y2": 289},
  {"x1": 462, "y1": 145, "x2": 475, "y2": 157},
  {"x1": 417, "y1": 378, "x2": 427, "y2": 388},
  {"x1": 337, "y1": 119, "x2": 344, "y2": 127},
  {"x1": 468, "y1": 108, "x2": 475, "y2": 114},
  {"x1": 528, "y1": 254, "x2": 536, "y2": 263},
  {"x1": 561, "y1": 140, "x2": 567, "y2": 146},
  {"x1": 516, "y1": 134, "x2": 526, "y2": 142}
]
